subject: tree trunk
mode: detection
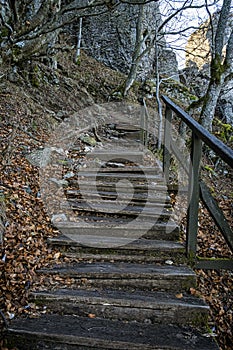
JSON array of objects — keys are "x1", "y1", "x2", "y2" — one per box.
[
  {"x1": 74, "y1": 17, "x2": 83, "y2": 64},
  {"x1": 199, "y1": 0, "x2": 232, "y2": 132},
  {"x1": 200, "y1": 81, "x2": 222, "y2": 132},
  {"x1": 123, "y1": 5, "x2": 144, "y2": 96}
]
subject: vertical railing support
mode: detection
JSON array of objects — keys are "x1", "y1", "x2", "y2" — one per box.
[
  {"x1": 186, "y1": 132, "x2": 202, "y2": 260},
  {"x1": 163, "y1": 106, "x2": 172, "y2": 183},
  {"x1": 140, "y1": 98, "x2": 145, "y2": 146}
]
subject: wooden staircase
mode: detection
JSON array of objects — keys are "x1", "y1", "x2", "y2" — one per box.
[{"x1": 5, "y1": 126, "x2": 219, "y2": 349}]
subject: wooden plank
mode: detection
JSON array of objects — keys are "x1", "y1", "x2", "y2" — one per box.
[
  {"x1": 200, "y1": 180, "x2": 233, "y2": 253},
  {"x1": 195, "y1": 258, "x2": 233, "y2": 270},
  {"x1": 186, "y1": 133, "x2": 202, "y2": 258},
  {"x1": 163, "y1": 106, "x2": 172, "y2": 182},
  {"x1": 162, "y1": 95, "x2": 233, "y2": 168}
]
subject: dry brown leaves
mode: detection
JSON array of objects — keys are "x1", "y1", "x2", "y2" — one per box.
[{"x1": 0, "y1": 104, "x2": 63, "y2": 336}]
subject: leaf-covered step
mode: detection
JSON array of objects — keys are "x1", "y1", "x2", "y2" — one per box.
[
  {"x1": 37, "y1": 262, "x2": 196, "y2": 292},
  {"x1": 30, "y1": 289, "x2": 209, "y2": 327},
  {"x1": 6, "y1": 314, "x2": 219, "y2": 350}
]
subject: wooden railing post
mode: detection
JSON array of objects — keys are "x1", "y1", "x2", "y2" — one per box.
[
  {"x1": 186, "y1": 132, "x2": 202, "y2": 259},
  {"x1": 140, "y1": 98, "x2": 145, "y2": 146},
  {"x1": 163, "y1": 106, "x2": 172, "y2": 183},
  {"x1": 161, "y1": 95, "x2": 233, "y2": 269}
]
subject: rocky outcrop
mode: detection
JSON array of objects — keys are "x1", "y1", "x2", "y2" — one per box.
[
  {"x1": 81, "y1": 3, "x2": 179, "y2": 81},
  {"x1": 184, "y1": 12, "x2": 233, "y2": 125}
]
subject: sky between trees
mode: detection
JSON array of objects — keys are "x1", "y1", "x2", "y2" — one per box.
[{"x1": 160, "y1": 0, "x2": 225, "y2": 67}]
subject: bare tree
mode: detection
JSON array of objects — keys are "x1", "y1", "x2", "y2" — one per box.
[
  {"x1": 1, "y1": 1, "x2": 159, "y2": 65},
  {"x1": 123, "y1": 4, "x2": 145, "y2": 96},
  {"x1": 199, "y1": 0, "x2": 233, "y2": 131},
  {"x1": 74, "y1": 17, "x2": 83, "y2": 65}
]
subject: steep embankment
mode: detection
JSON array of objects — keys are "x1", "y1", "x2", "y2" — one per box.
[
  {"x1": 0, "y1": 49, "x2": 132, "y2": 341},
  {"x1": 0, "y1": 50, "x2": 232, "y2": 350}
]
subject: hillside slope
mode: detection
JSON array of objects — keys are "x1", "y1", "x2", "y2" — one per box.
[{"x1": 0, "y1": 49, "x2": 232, "y2": 350}]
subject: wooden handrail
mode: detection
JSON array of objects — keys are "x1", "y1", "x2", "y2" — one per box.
[
  {"x1": 161, "y1": 95, "x2": 233, "y2": 270},
  {"x1": 162, "y1": 95, "x2": 233, "y2": 168}
]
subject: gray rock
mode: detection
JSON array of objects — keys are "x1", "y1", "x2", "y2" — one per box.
[
  {"x1": 52, "y1": 213, "x2": 68, "y2": 223},
  {"x1": 49, "y1": 178, "x2": 68, "y2": 187},
  {"x1": 63, "y1": 171, "x2": 75, "y2": 179},
  {"x1": 79, "y1": 134, "x2": 97, "y2": 147},
  {"x1": 184, "y1": 12, "x2": 233, "y2": 125},
  {"x1": 26, "y1": 147, "x2": 52, "y2": 167},
  {"x1": 82, "y1": 3, "x2": 179, "y2": 81}
]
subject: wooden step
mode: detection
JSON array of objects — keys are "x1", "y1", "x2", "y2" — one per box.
[
  {"x1": 48, "y1": 236, "x2": 185, "y2": 263},
  {"x1": 60, "y1": 201, "x2": 172, "y2": 219},
  {"x1": 76, "y1": 172, "x2": 165, "y2": 183},
  {"x1": 66, "y1": 189, "x2": 171, "y2": 204},
  {"x1": 30, "y1": 289, "x2": 209, "y2": 327},
  {"x1": 37, "y1": 262, "x2": 196, "y2": 292},
  {"x1": 54, "y1": 220, "x2": 180, "y2": 241},
  {"x1": 115, "y1": 123, "x2": 141, "y2": 132},
  {"x1": 81, "y1": 165, "x2": 161, "y2": 174},
  {"x1": 86, "y1": 150, "x2": 144, "y2": 163},
  {"x1": 6, "y1": 314, "x2": 218, "y2": 350},
  {"x1": 65, "y1": 197, "x2": 172, "y2": 210},
  {"x1": 69, "y1": 179, "x2": 168, "y2": 192}
]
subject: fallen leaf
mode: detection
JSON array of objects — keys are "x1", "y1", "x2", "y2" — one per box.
[{"x1": 175, "y1": 293, "x2": 183, "y2": 299}]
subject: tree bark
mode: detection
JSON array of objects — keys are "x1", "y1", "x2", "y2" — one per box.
[
  {"x1": 123, "y1": 4, "x2": 144, "y2": 96},
  {"x1": 199, "y1": 0, "x2": 232, "y2": 132}
]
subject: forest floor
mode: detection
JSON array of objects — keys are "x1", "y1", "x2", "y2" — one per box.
[{"x1": 0, "y1": 50, "x2": 232, "y2": 350}]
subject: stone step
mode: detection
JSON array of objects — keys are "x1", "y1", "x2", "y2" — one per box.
[
  {"x1": 48, "y1": 236, "x2": 185, "y2": 263},
  {"x1": 55, "y1": 221, "x2": 180, "y2": 241},
  {"x1": 6, "y1": 314, "x2": 218, "y2": 350},
  {"x1": 37, "y1": 262, "x2": 196, "y2": 292},
  {"x1": 30, "y1": 289, "x2": 209, "y2": 327}
]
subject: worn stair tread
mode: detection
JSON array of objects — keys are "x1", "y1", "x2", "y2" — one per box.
[
  {"x1": 55, "y1": 220, "x2": 179, "y2": 230},
  {"x1": 61, "y1": 201, "x2": 172, "y2": 218},
  {"x1": 70, "y1": 179, "x2": 167, "y2": 191},
  {"x1": 7, "y1": 314, "x2": 218, "y2": 350},
  {"x1": 55, "y1": 221, "x2": 180, "y2": 243},
  {"x1": 86, "y1": 150, "x2": 144, "y2": 163},
  {"x1": 30, "y1": 289, "x2": 209, "y2": 326},
  {"x1": 54, "y1": 220, "x2": 180, "y2": 242},
  {"x1": 31, "y1": 288, "x2": 208, "y2": 310},
  {"x1": 47, "y1": 236, "x2": 185, "y2": 261},
  {"x1": 65, "y1": 197, "x2": 171, "y2": 210},
  {"x1": 66, "y1": 189, "x2": 171, "y2": 203},
  {"x1": 62, "y1": 252, "x2": 184, "y2": 263},
  {"x1": 67, "y1": 196, "x2": 172, "y2": 208},
  {"x1": 37, "y1": 262, "x2": 195, "y2": 279},
  {"x1": 76, "y1": 172, "x2": 165, "y2": 182},
  {"x1": 81, "y1": 165, "x2": 161, "y2": 174},
  {"x1": 48, "y1": 235, "x2": 184, "y2": 251},
  {"x1": 115, "y1": 123, "x2": 141, "y2": 131}
]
